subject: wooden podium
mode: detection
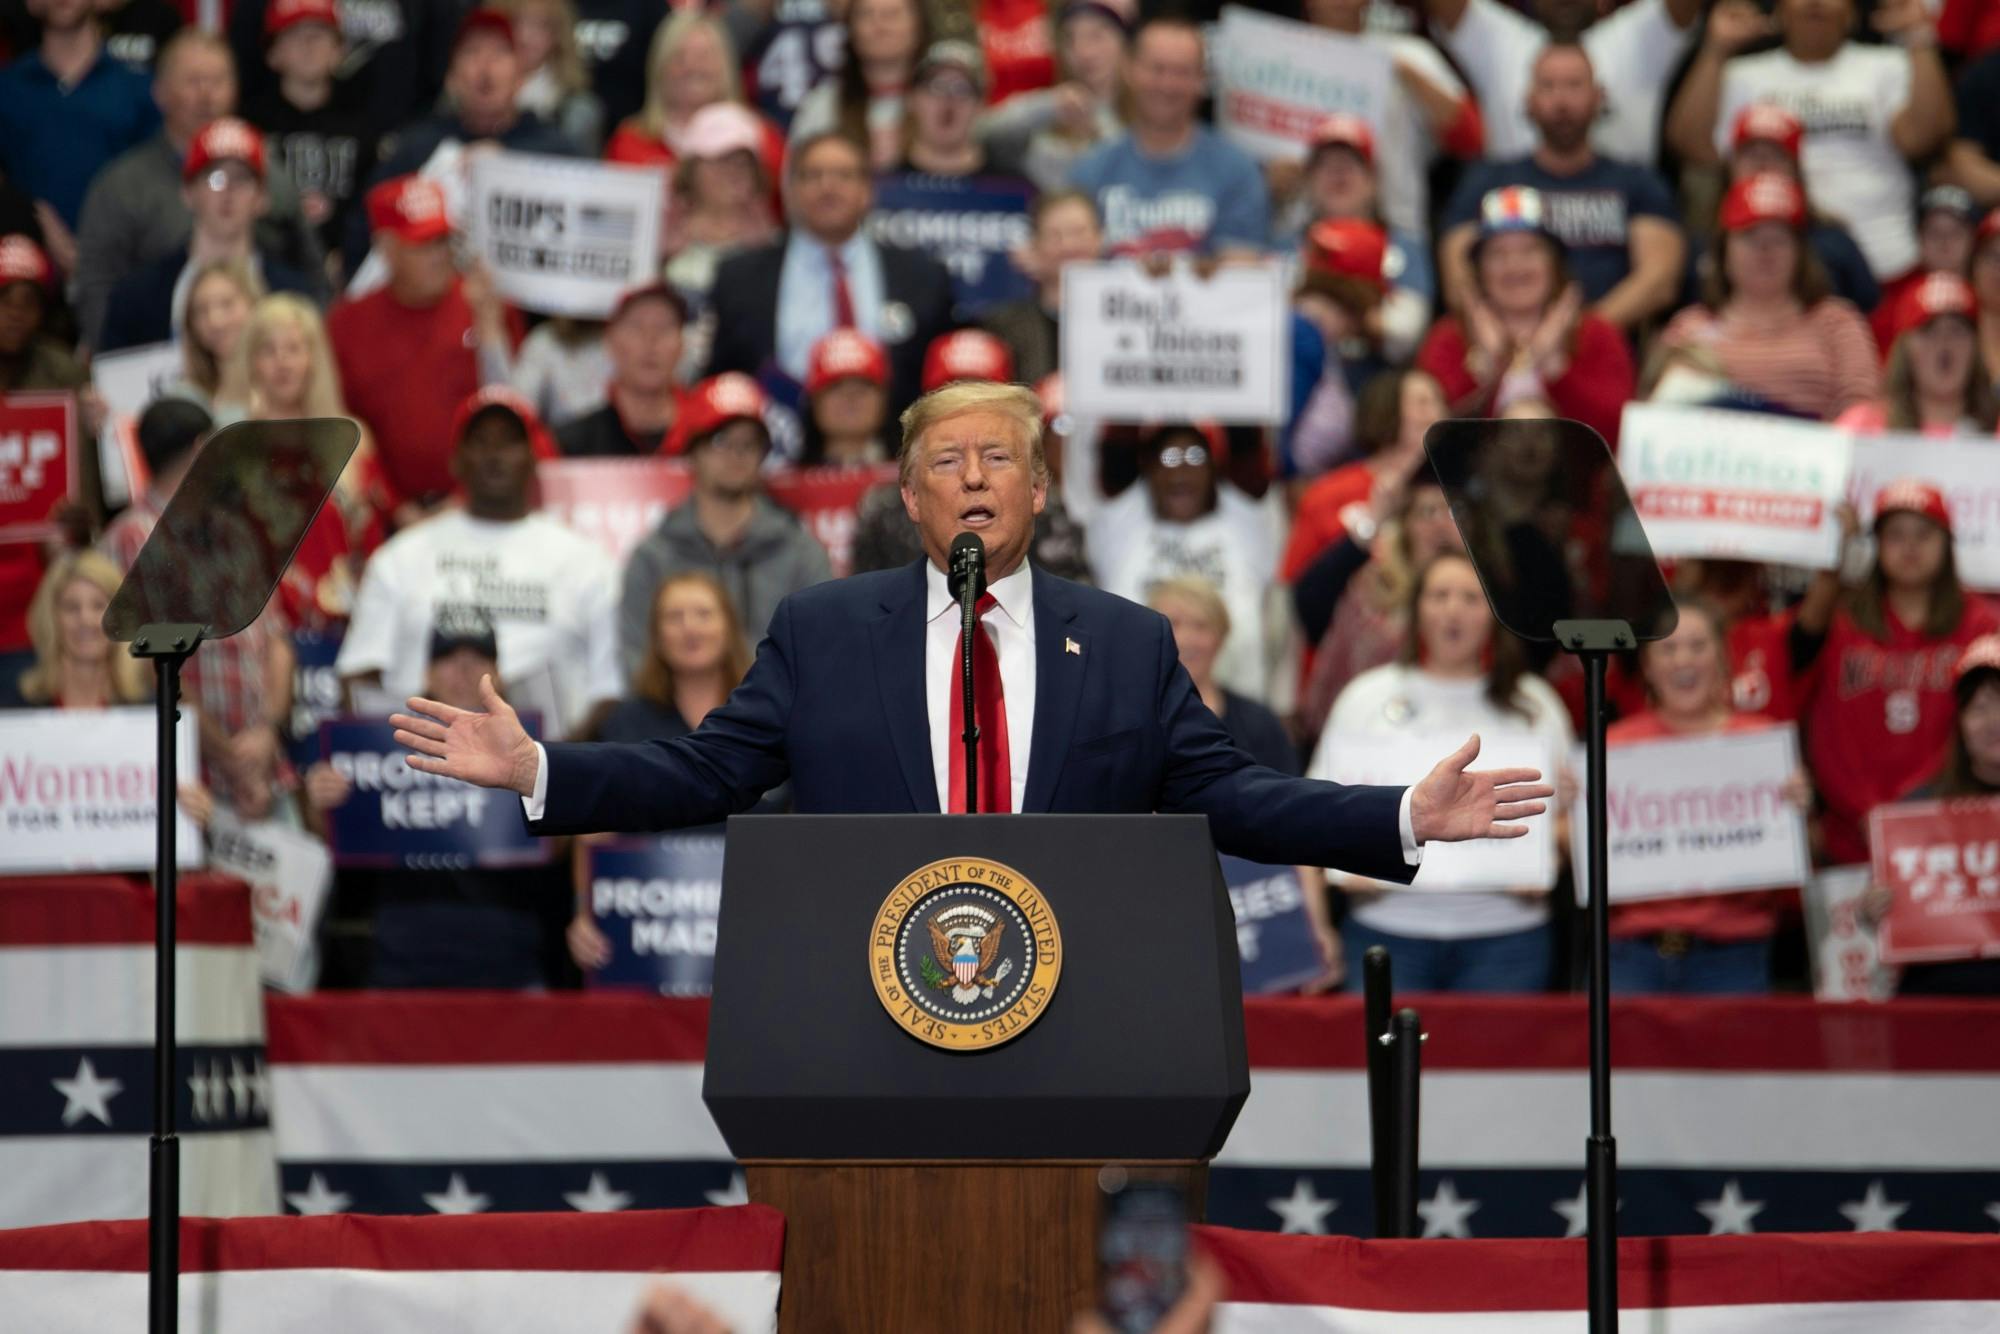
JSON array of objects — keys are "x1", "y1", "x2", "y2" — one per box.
[{"x1": 707, "y1": 816, "x2": 1249, "y2": 1331}]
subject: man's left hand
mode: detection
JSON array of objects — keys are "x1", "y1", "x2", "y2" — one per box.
[{"x1": 1409, "y1": 734, "x2": 1554, "y2": 845}]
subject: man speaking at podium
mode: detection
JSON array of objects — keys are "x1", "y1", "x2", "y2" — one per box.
[{"x1": 392, "y1": 382, "x2": 1551, "y2": 873}]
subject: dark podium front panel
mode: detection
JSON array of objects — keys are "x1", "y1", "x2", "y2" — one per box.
[{"x1": 702, "y1": 815, "x2": 1249, "y2": 1161}]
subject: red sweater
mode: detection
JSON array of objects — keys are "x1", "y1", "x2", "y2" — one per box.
[
  {"x1": 1280, "y1": 461, "x2": 1374, "y2": 583},
  {"x1": 1416, "y1": 312, "x2": 1634, "y2": 450}
]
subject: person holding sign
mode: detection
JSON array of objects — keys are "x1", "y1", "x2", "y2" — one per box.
[
  {"x1": 975, "y1": 0, "x2": 1130, "y2": 194},
  {"x1": 1799, "y1": 480, "x2": 1999, "y2": 866},
  {"x1": 1604, "y1": 602, "x2": 1810, "y2": 994},
  {"x1": 1307, "y1": 550, "x2": 1574, "y2": 992},
  {"x1": 1836, "y1": 272, "x2": 1998, "y2": 437}
]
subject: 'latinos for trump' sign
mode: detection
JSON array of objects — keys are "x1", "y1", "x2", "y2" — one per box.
[
  {"x1": 320, "y1": 716, "x2": 549, "y2": 869},
  {"x1": 1212, "y1": 7, "x2": 1389, "y2": 163},
  {"x1": 1619, "y1": 402, "x2": 1852, "y2": 569},
  {"x1": 1871, "y1": 796, "x2": 2000, "y2": 965},
  {"x1": 1061, "y1": 260, "x2": 1288, "y2": 424},
  {"x1": 469, "y1": 152, "x2": 664, "y2": 319},
  {"x1": 587, "y1": 832, "x2": 726, "y2": 994},
  {"x1": 1571, "y1": 725, "x2": 1808, "y2": 904},
  {"x1": 0, "y1": 707, "x2": 201, "y2": 874}
]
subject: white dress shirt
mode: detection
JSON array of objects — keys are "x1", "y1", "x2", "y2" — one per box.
[
  {"x1": 925, "y1": 560, "x2": 1035, "y2": 813},
  {"x1": 774, "y1": 232, "x2": 886, "y2": 382}
]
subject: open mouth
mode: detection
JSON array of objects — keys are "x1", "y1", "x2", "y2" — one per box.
[{"x1": 959, "y1": 505, "x2": 996, "y2": 528}]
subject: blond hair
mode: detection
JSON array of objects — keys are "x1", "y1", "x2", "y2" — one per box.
[
  {"x1": 1148, "y1": 575, "x2": 1231, "y2": 641},
  {"x1": 180, "y1": 259, "x2": 266, "y2": 398},
  {"x1": 19, "y1": 551, "x2": 149, "y2": 705},
  {"x1": 639, "y1": 13, "x2": 741, "y2": 140},
  {"x1": 492, "y1": 0, "x2": 588, "y2": 95},
  {"x1": 897, "y1": 381, "x2": 1047, "y2": 487},
  {"x1": 225, "y1": 293, "x2": 350, "y2": 419}
]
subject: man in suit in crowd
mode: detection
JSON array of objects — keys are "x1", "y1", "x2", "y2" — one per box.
[
  {"x1": 393, "y1": 382, "x2": 1551, "y2": 873},
  {"x1": 705, "y1": 130, "x2": 956, "y2": 423}
]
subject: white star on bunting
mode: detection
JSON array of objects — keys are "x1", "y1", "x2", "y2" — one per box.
[
  {"x1": 704, "y1": 1172, "x2": 750, "y2": 1207},
  {"x1": 53, "y1": 1057, "x2": 124, "y2": 1128},
  {"x1": 1266, "y1": 1177, "x2": 1338, "y2": 1235},
  {"x1": 1985, "y1": 1202, "x2": 2000, "y2": 1230},
  {"x1": 1552, "y1": 1182, "x2": 1622, "y2": 1239},
  {"x1": 564, "y1": 1172, "x2": 634, "y2": 1213},
  {"x1": 285, "y1": 1173, "x2": 352, "y2": 1216},
  {"x1": 1839, "y1": 1181, "x2": 1910, "y2": 1233},
  {"x1": 1695, "y1": 1180, "x2": 1765, "y2": 1235},
  {"x1": 423, "y1": 1173, "x2": 491, "y2": 1215},
  {"x1": 227, "y1": 1057, "x2": 253, "y2": 1119},
  {"x1": 1417, "y1": 1179, "x2": 1480, "y2": 1238}
]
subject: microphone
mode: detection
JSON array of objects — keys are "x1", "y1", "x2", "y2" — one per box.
[{"x1": 948, "y1": 532, "x2": 987, "y2": 603}]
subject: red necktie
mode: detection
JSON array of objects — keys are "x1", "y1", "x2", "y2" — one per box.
[
  {"x1": 828, "y1": 249, "x2": 856, "y2": 329},
  {"x1": 947, "y1": 593, "x2": 1012, "y2": 814}
]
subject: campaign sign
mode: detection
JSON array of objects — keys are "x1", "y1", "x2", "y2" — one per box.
[
  {"x1": 1571, "y1": 726, "x2": 1808, "y2": 904},
  {"x1": 1802, "y1": 864, "x2": 1897, "y2": 1002},
  {"x1": 763, "y1": 462, "x2": 898, "y2": 577},
  {"x1": 0, "y1": 707, "x2": 201, "y2": 873},
  {"x1": 587, "y1": 831, "x2": 725, "y2": 994},
  {"x1": 1619, "y1": 403, "x2": 1852, "y2": 569},
  {"x1": 538, "y1": 458, "x2": 694, "y2": 562},
  {"x1": 869, "y1": 173, "x2": 1035, "y2": 315},
  {"x1": 1061, "y1": 260, "x2": 1289, "y2": 424},
  {"x1": 320, "y1": 716, "x2": 549, "y2": 869},
  {"x1": 0, "y1": 393, "x2": 76, "y2": 543},
  {"x1": 1222, "y1": 856, "x2": 1325, "y2": 993},
  {"x1": 470, "y1": 152, "x2": 664, "y2": 319},
  {"x1": 88, "y1": 342, "x2": 180, "y2": 506},
  {"x1": 1870, "y1": 796, "x2": 2000, "y2": 965},
  {"x1": 1317, "y1": 732, "x2": 1557, "y2": 891},
  {"x1": 286, "y1": 629, "x2": 345, "y2": 772},
  {"x1": 208, "y1": 810, "x2": 333, "y2": 994},
  {"x1": 1850, "y1": 434, "x2": 2000, "y2": 591},
  {"x1": 743, "y1": 0, "x2": 844, "y2": 127},
  {"x1": 1212, "y1": 6, "x2": 1389, "y2": 162}
]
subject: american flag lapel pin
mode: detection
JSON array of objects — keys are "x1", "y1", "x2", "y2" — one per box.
[{"x1": 1064, "y1": 637, "x2": 1081, "y2": 656}]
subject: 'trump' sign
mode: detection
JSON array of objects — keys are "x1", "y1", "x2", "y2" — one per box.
[{"x1": 1871, "y1": 796, "x2": 2000, "y2": 965}]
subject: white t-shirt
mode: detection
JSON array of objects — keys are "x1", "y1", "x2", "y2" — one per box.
[
  {"x1": 1715, "y1": 45, "x2": 1917, "y2": 279},
  {"x1": 1367, "y1": 31, "x2": 1470, "y2": 240},
  {"x1": 1086, "y1": 482, "x2": 1281, "y2": 702},
  {"x1": 1435, "y1": 0, "x2": 1695, "y2": 167},
  {"x1": 1309, "y1": 664, "x2": 1574, "y2": 940},
  {"x1": 337, "y1": 510, "x2": 623, "y2": 733}
]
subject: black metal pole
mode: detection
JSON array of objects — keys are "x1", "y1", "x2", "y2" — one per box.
[
  {"x1": 1583, "y1": 651, "x2": 1618, "y2": 1332},
  {"x1": 147, "y1": 650, "x2": 185, "y2": 1334},
  {"x1": 1389, "y1": 1007, "x2": 1422, "y2": 1239},
  {"x1": 1362, "y1": 946, "x2": 1395, "y2": 1238},
  {"x1": 959, "y1": 589, "x2": 979, "y2": 812}
]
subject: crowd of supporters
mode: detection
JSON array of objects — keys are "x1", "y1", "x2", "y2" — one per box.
[{"x1": 5, "y1": 0, "x2": 2000, "y2": 997}]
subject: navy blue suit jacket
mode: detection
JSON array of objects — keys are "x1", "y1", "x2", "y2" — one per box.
[{"x1": 532, "y1": 561, "x2": 1416, "y2": 882}]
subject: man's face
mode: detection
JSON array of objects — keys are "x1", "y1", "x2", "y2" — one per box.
[
  {"x1": 1126, "y1": 27, "x2": 1203, "y2": 134},
  {"x1": 156, "y1": 44, "x2": 237, "y2": 141},
  {"x1": 788, "y1": 138, "x2": 873, "y2": 243},
  {"x1": 1778, "y1": 0, "x2": 1853, "y2": 55},
  {"x1": 267, "y1": 22, "x2": 343, "y2": 84},
  {"x1": 900, "y1": 409, "x2": 1046, "y2": 576},
  {"x1": 606, "y1": 297, "x2": 684, "y2": 397},
  {"x1": 1919, "y1": 212, "x2": 1975, "y2": 274},
  {"x1": 451, "y1": 411, "x2": 536, "y2": 511},
  {"x1": 425, "y1": 647, "x2": 500, "y2": 712},
  {"x1": 448, "y1": 32, "x2": 522, "y2": 128},
  {"x1": 1033, "y1": 197, "x2": 1103, "y2": 274},
  {"x1": 909, "y1": 67, "x2": 981, "y2": 153},
  {"x1": 1525, "y1": 47, "x2": 1599, "y2": 154},
  {"x1": 690, "y1": 419, "x2": 768, "y2": 498},
  {"x1": 1143, "y1": 429, "x2": 1216, "y2": 524},
  {"x1": 1307, "y1": 146, "x2": 1374, "y2": 218},
  {"x1": 184, "y1": 161, "x2": 265, "y2": 242},
  {"x1": 385, "y1": 234, "x2": 457, "y2": 304}
]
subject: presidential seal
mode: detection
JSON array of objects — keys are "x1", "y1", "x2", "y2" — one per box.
[{"x1": 869, "y1": 857, "x2": 1062, "y2": 1051}]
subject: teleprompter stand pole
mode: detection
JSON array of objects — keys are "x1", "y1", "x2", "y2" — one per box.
[
  {"x1": 1556, "y1": 618, "x2": 1635, "y2": 1334},
  {"x1": 1362, "y1": 946, "x2": 1397, "y2": 1237},
  {"x1": 132, "y1": 622, "x2": 204, "y2": 1334},
  {"x1": 1387, "y1": 1008, "x2": 1423, "y2": 1239}
]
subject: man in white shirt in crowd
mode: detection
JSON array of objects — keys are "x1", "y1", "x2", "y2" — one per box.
[
  {"x1": 337, "y1": 385, "x2": 622, "y2": 735},
  {"x1": 1667, "y1": 0, "x2": 1954, "y2": 282},
  {"x1": 1421, "y1": 0, "x2": 1700, "y2": 169}
]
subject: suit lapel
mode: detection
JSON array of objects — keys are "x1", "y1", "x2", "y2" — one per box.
[
  {"x1": 871, "y1": 559, "x2": 939, "y2": 813},
  {"x1": 1023, "y1": 566, "x2": 1086, "y2": 813}
]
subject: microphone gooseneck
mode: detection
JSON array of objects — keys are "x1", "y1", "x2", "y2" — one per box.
[{"x1": 950, "y1": 533, "x2": 986, "y2": 812}]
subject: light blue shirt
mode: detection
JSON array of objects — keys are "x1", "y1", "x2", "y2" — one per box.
[{"x1": 775, "y1": 232, "x2": 886, "y2": 381}]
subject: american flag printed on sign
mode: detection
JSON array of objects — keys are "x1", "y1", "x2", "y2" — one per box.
[{"x1": 575, "y1": 204, "x2": 638, "y2": 244}]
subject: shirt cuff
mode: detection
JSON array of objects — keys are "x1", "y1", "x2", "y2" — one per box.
[
  {"x1": 520, "y1": 741, "x2": 550, "y2": 823},
  {"x1": 1398, "y1": 786, "x2": 1423, "y2": 866}
]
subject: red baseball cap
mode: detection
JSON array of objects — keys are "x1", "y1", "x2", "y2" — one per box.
[
  {"x1": 365, "y1": 175, "x2": 451, "y2": 244},
  {"x1": 1035, "y1": 372, "x2": 1064, "y2": 423},
  {"x1": 678, "y1": 373, "x2": 770, "y2": 448},
  {"x1": 1978, "y1": 208, "x2": 2000, "y2": 253},
  {"x1": 1303, "y1": 218, "x2": 1387, "y2": 292},
  {"x1": 183, "y1": 118, "x2": 267, "y2": 183},
  {"x1": 1308, "y1": 113, "x2": 1374, "y2": 167},
  {"x1": 806, "y1": 329, "x2": 889, "y2": 395},
  {"x1": 1719, "y1": 172, "x2": 1806, "y2": 232},
  {"x1": 266, "y1": 0, "x2": 340, "y2": 40},
  {"x1": 921, "y1": 330, "x2": 1014, "y2": 392},
  {"x1": 451, "y1": 384, "x2": 544, "y2": 444},
  {"x1": 1874, "y1": 477, "x2": 1952, "y2": 535},
  {"x1": 453, "y1": 7, "x2": 514, "y2": 54},
  {"x1": 1957, "y1": 634, "x2": 2000, "y2": 686},
  {"x1": 0, "y1": 234, "x2": 52, "y2": 289},
  {"x1": 1730, "y1": 103, "x2": 1803, "y2": 162},
  {"x1": 1892, "y1": 271, "x2": 1976, "y2": 340}
]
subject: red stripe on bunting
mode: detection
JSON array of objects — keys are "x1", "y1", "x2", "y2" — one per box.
[
  {"x1": 1197, "y1": 1226, "x2": 2000, "y2": 1311},
  {"x1": 264, "y1": 993, "x2": 713, "y2": 1064},
  {"x1": 0, "y1": 873, "x2": 255, "y2": 946},
  {"x1": 0, "y1": 1206, "x2": 784, "y2": 1275}
]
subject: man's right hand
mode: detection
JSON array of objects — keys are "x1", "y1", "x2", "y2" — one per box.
[{"x1": 390, "y1": 675, "x2": 541, "y2": 796}]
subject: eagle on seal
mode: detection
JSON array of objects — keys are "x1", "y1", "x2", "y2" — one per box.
[{"x1": 930, "y1": 916, "x2": 1004, "y2": 994}]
